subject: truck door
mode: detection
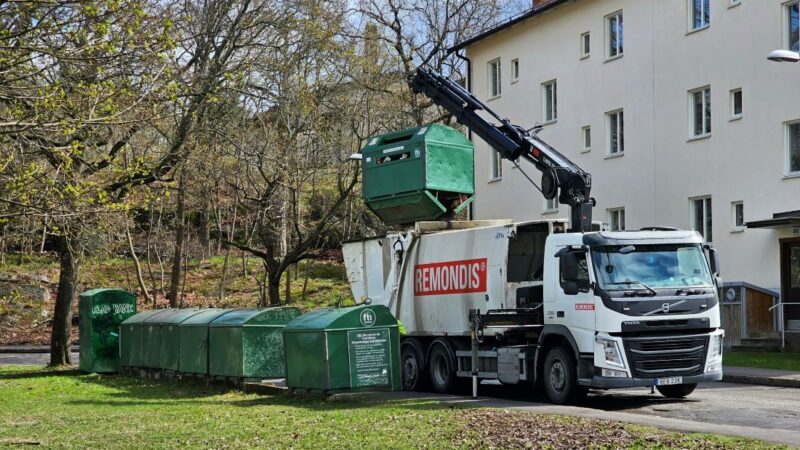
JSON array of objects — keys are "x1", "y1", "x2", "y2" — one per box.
[{"x1": 550, "y1": 250, "x2": 596, "y2": 351}]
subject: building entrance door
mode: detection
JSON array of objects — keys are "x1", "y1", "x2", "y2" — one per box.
[{"x1": 781, "y1": 239, "x2": 800, "y2": 330}]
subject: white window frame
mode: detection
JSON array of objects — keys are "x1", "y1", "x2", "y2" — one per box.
[
  {"x1": 729, "y1": 88, "x2": 742, "y2": 120},
  {"x1": 582, "y1": 125, "x2": 591, "y2": 153},
  {"x1": 511, "y1": 59, "x2": 519, "y2": 83},
  {"x1": 490, "y1": 149, "x2": 503, "y2": 181},
  {"x1": 689, "y1": 86, "x2": 711, "y2": 139},
  {"x1": 731, "y1": 201, "x2": 745, "y2": 232},
  {"x1": 542, "y1": 80, "x2": 557, "y2": 124},
  {"x1": 786, "y1": 119, "x2": 800, "y2": 176},
  {"x1": 543, "y1": 197, "x2": 558, "y2": 214},
  {"x1": 606, "y1": 109, "x2": 624, "y2": 156},
  {"x1": 488, "y1": 58, "x2": 501, "y2": 99},
  {"x1": 580, "y1": 31, "x2": 590, "y2": 58},
  {"x1": 605, "y1": 10, "x2": 624, "y2": 60},
  {"x1": 690, "y1": 196, "x2": 713, "y2": 243},
  {"x1": 607, "y1": 207, "x2": 626, "y2": 231},
  {"x1": 786, "y1": 1, "x2": 800, "y2": 52},
  {"x1": 688, "y1": 0, "x2": 710, "y2": 32}
]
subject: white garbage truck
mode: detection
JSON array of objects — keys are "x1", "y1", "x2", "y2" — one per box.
[{"x1": 343, "y1": 68, "x2": 724, "y2": 404}]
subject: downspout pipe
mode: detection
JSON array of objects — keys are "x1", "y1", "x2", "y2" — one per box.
[{"x1": 454, "y1": 50, "x2": 474, "y2": 221}]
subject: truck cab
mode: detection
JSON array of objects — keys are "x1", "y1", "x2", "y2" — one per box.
[{"x1": 540, "y1": 230, "x2": 724, "y2": 403}]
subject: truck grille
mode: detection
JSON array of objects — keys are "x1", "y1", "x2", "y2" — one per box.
[{"x1": 623, "y1": 335, "x2": 708, "y2": 378}]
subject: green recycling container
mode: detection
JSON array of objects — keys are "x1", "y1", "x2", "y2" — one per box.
[
  {"x1": 141, "y1": 309, "x2": 173, "y2": 369},
  {"x1": 208, "y1": 307, "x2": 301, "y2": 379},
  {"x1": 178, "y1": 309, "x2": 233, "y2": 376},
  {"x1": 284, "y1": 304, "x2": 401, "y2": 393},
  {"x1": 120, "y1": 309, "x2": 166, "y2": 368},
  {"x1": 361, "y1": 124, "x2": 474, "y2": 225},
  {"x1": 157, "y1": 309, "x2": 203, "y2": 372},
  {"x1": 78, "y1": 289, "x2": 137, "y2": 373}
]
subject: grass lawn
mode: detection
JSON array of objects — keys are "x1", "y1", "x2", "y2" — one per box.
[
  {"x1": 0, "y1": 366, "x2": 785, "y2": 449},
  {"x1": 724, "y1": 351, "x2": 800, "y2": 371}
]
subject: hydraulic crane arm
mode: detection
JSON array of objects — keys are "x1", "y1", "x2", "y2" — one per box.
[{"x1": 409, "y1": 67, "x2": 594, "y2": 232}]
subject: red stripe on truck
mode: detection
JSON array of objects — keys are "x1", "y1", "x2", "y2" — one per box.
[{"x1": 414, "y1": 258, "x2": 487, "y2": 296}]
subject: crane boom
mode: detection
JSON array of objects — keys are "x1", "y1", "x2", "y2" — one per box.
[{"x1": 409, "y1": 67, "x2": 594, "y2": 232}]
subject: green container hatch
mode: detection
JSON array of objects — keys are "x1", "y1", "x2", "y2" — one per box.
[
  {"x1": 157, "y1": 309, "x2": 203, "y2": 372},
  {"x1": 284, "y1": 304, "x2": 401, "y2": 393},
  {"x1": 179, "y1": 309, "x2": 233, "y2": 376},
  {"x1": 361, "y1": 124, "x2": 474, "y2": 225},
  {"x1": 141, "y1": 309, "x2": 173, "y2": 369},
  {"x1": 120, "y1": 309, "x2": 166, "y2": 368},
  {"x1": 208, "y1": 307, "x2": 301, "y2": 379},
  {"x1": 78, "y1": 289, "x2": 137, "y2": 373}
]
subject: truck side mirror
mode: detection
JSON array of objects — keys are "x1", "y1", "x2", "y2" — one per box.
[
  {"x1": 560, "y1": 253, "x2": 581, "y2": 296},
  {"x1": 704, "y1": 244, "x2": 720, "y2": 277},
  {"x1": 562, "y1": 281, "x2": 580, "y2": 296}
]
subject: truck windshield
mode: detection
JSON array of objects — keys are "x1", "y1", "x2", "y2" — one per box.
[{"x1": 591, "y1": 244, "x2": 713, "y2": 290}]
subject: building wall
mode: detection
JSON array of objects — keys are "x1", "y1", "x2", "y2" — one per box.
[{"x1": 465, "y1": 0, "x2": 800, "y2": 290}]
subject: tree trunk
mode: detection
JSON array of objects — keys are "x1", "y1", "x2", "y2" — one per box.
[
  {"x1": 284, "y1": 268, "x2": 292, "y2": 304},
  {"x1": 126, "y1": 222, "x2": 152, "y2": 303},
  {"x1": 267, "y1": 275, "x2": 281, "y2": 306},
  {"x1": 49, "y1": 235, "x2": 78, "y2": 366},
  {"x1": 168, "y1": 170, "x2": 186, "y2": 307},
  {"x1": 198, "y1": 202, "x2": 211, "y2": 259}
]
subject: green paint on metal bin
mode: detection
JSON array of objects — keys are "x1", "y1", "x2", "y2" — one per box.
[
  {"x1": 178, "y1": 309, "x2": 233, "y2": 376},
  {"x1": 361, "y1": 124, "x2": 474, "y2": 225},
  {"x1": 121, "y1": 309, "x2": 165, "y2": 368},
  {"x1": 208, "y1": 307, "x2": 301, "y2": 379},
  {"x1": 156, "y1": 309, "x2": 203, "y2": 372},
  {"x1": 284, "y1": 304, "x2": 401, "y2": 393},
  {"x1": 78, "y1": 289, "x2": 136, "y2": 373},
  {"x1": 140, "y1": 309, "x2": 174, "y2": 369}
]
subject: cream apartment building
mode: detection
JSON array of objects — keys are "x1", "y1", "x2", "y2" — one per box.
[{"x1": 454, "y1": 0, "x2": 800, "y2": 333}]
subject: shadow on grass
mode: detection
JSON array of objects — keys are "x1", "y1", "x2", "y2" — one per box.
[{"x1": 0, "y1": 367, "x2": 81, "y2": 380}]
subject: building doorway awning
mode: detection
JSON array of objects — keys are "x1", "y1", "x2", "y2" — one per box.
[{"x1": 746, "y1": 210, "x2": 800, "y2": 229}]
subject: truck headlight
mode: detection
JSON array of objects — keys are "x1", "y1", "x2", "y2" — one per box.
[
  {"x1": 709, "y1": 334, "x2": 723, "y2": 360},
  {"x1": 596, "y1": 337, "x2": 624, "y2": 368}
]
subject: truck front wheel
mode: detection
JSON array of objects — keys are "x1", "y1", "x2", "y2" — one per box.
[
  {"x1": 543, "y1": 346, "x2": 587, "y2": 404},
  {"x1": 656, "y1": 383, "x2": 697, "y2": 398},
  {"x1": 428, "y1": 338, "x2": 457, "y2": 394},
  {"x1": 400, "y1": 338, "x2": 426, "y2": 391}
]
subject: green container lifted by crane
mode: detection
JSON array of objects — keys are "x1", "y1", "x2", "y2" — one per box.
[
  {"x1": 284, "y1": 304, "x2": 401, "y2": 394},
  {"x1": 78, "y1": 289, "x2": 137, "y2": 373},
  {"x1": 361, "y1": 124, "x2": 474, "y2": 225}
]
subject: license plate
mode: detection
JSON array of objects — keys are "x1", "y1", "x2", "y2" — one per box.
[{"x1": 656, "y1": 376, "x2": 683, "y2": 386}]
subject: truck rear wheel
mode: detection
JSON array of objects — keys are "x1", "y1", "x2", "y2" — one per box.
[
  {"x1": 543, "y1": 346, "x2": 586, "y2": 405},
  {"x1": 428, "y1": 338, "x2": 457, "y2": 394},
  {"x1": 400, "y1": 338, "x2": 427, "y2": 391},
  {"x1": 656, "y1": 383, "x2": 697, "y2": 398}
]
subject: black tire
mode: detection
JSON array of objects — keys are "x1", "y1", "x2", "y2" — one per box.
[
  {"x1": 543, "y1": 345, "x2": 587, "y2": 405},
  {"x1": 401, "y1": 338, "x2": 427, "y2": 391},
  {"x1": 656, "y1": 383, "x2": 697, "y2": 399},
  {"x1": 428, "y1": 338, "x2": 458, "y2": 394}
]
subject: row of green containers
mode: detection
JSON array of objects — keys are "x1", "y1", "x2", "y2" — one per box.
[
  {"x1": 116, "y1": 302, "x2": 402, "y2": 393},
  {"x1": 120, "y1": 307, "x2": 301, "y2": 379}
]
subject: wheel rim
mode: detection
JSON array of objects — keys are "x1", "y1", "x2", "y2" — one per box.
[
  {"x1": 549, "y1": 359, "x2": 566, "y2": 392},
  {"x1": 403, "y1": 352, "x2": 418, "y2": 388},
  {"x1": 433, "y1": 354, "x2": 449, "y2": 387}
]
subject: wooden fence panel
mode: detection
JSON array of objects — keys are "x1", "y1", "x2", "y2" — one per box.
[
  {"x1": 721, "y1": 303, "x2": 741, "y2": 348},
  {"x1": 746, "y1": 290, "x2": 775, "y2": 336}
]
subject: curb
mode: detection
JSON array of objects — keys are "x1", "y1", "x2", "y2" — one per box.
[
  {"x1": 0, "y1": 346, "x2": 79, "y2": 354},
  {"x1": 722, "y1": 373, "x2": 800, "y2": 389}
]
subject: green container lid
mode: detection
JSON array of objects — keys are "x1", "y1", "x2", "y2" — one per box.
[{"x1": 285, "y1": 304, "x2": 398, "y2": 331}]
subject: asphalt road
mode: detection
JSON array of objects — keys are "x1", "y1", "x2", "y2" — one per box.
[
  {"x1": 391, "y1": 381, "x2": 800, "y2": 447},
  {"x1": 3, "y1": 354, "x2": 799, "y2": 446}
]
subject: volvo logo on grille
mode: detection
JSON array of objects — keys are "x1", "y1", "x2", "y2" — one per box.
[{"x1": 661, "y1": 302, "x2": 670, "y2": 313}]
